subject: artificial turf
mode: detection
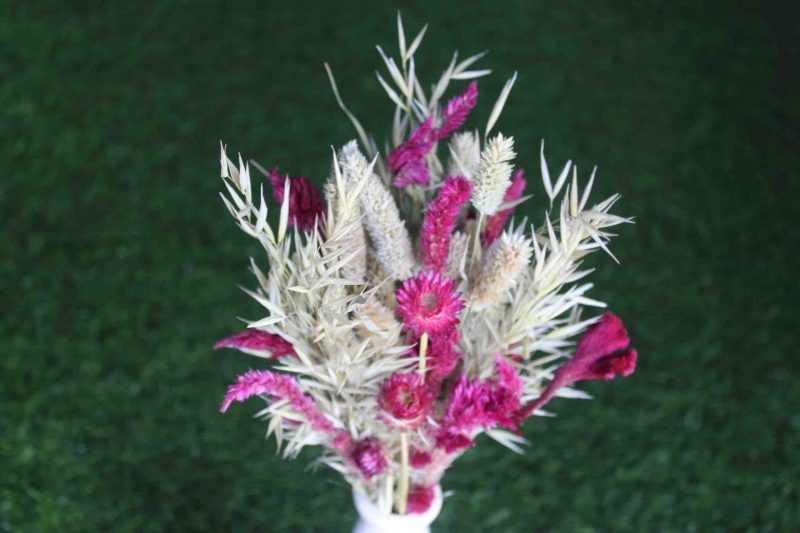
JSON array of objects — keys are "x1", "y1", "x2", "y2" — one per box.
[{"x1": 2, "y1": 1, "x2": 798, "y2": 531}]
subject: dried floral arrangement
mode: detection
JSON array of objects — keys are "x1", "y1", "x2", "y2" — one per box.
[{"x1": 214, "y1": 15, "x2": 637, "y2": 517}]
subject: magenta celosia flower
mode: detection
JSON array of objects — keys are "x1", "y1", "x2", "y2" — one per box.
[
  {"x1": 379, "y1": 372, "x2": 434, "y2": 424},
  {"x1": 518, "y1": 313, "x2": 637, "y2": 418},
  {"x1": 481, "y1": 168, "x2": 527, "y2": 246},
  {"x1": 436, "y1": 81, "x2": 478, "y2": 139},
  {"x1": 351, "y1": 438, "x2": 387, "y2": 479},
  {"x1": 267, "y1": 167, "x2": 326, "y2": 231},
  {"x1": 409, "y1": 449, "x2": 432, "y2": 468},
  {"x1": 407, "y1": 484, "x2": 436, "y2": 514},
  {"x1": 219, "y1": 369, "x2": 352, "y2": 454},
  {"x1": 434, "y1": 357, "x2": 523, "y2": 452},
  {"x1": 388, "y1": 117, "x2": 436, "y2": 187},
  {"x1": 425, "y1": 328, "x2": 462, "y2": 384},
  {"x1": 483, "y1": 356, "x2": 524, "y2": 431},
  {"x1": 396, "y1": 271, "x2": 464, "y2": 338},
  {"x1": 213, "y1": 329, "x2": 295, "y2": 359},
  {"x1": 420, "y1": 176, "x2": 473, "y2": 272}
]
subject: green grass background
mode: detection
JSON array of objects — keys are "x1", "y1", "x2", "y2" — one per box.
[{"x1": 2, "y1": 1, "x2": 798, "y2": 531}]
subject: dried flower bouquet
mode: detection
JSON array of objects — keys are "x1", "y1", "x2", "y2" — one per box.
[{"x1": 215, "y1": 14, "x2": 637, "y2": 518}]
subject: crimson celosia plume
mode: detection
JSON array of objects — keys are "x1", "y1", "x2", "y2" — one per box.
[
  {"x1": 518, "y1": 313, "x2": 637, "y2": 417},
  {"x1": 267, "y1": 167, "x2": 326, "y2": 231},
  {"x1": 420, "y1": 176, "x2": 473, "y2": 272}
]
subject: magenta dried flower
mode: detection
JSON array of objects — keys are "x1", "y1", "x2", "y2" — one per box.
[
  {"x1": 519, "y1": 313, "x2": 637, "y2": 417},
  {"x1": 436, "y1": 81, "x2": 478, "y2": 139},
  {"x1": 267, "y1": 167, "x2": 325, "y2": 231},
  {"x1": 379, "y1": 372, "x2": 434, "y2": 424},
  {"x1": 396, "y1": 271, "x2": 464, "y2": 338},
  {"x1": 407, "y1": 484, "x2": 436, "y2": 514},
  {"x1": 420, "y1": 176, "x2": 473, "y2": 273},
  {"x1": 213, "y1": 329, "x2": 295, "y2": 359},
  {"x1": 351, "y1": 438, "x2": 387, "y2": 479},
  {"x1": 388, "y1": 117, "x2": 436, "y2": 188}
]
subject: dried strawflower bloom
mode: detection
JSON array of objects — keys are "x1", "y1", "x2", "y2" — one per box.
[
  {"x1": 420, "y1": 176, "x2": 473, "y2": 273},
  {"x1": 396, "y1": 271, "x2": 464, "y2": 338},
  {"x1": 215, "y1": 14, "x2": 638, "y2": 516},
  {"x1": 379, "y1": 372, "x2": 434, "y2": 424},
  {"x1": 214, "y1": 329, "x2": 295, "y2": 359},
  {"x1": 352, "y1": 438, "x2": 388, "y2": 479}
]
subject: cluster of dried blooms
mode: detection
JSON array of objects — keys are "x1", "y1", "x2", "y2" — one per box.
[{"x1": 214, "y1": 15, "x2": 637, "y2": 516}]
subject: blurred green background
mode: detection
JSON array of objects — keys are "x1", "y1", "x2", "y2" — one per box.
[{"x1": 2, "y1": 1, "x2": 798, "y2": 531}]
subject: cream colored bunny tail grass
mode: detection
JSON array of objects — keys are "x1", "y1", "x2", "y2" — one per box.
[
  {"x1": 447, "y1": 130, "x2": 481, "y2": 179},
  {"x1": 469, "y1": 230, "x2": 532, "y2": 309},
  {"x1": 339, "y1": 141, "x2": 416, "y2": 279},
  {"x1": 470, "y1": 133, "x2": 516, "y2": 216}
]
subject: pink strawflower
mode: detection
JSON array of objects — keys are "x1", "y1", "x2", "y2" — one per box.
[
  {"x1": 213, "y1": 329, "x2": 295, "y2": 359},
  {"x1": 220, "y1": 370, "x2": 351, "y2": 454},
  {"x1": 407, "y1": 484, "x2": 436, "y2": 514},
  {"x1": 351, "y1": 438, "x2": 387, "y2": 479},
  {"x1": 409, "y1": 449, "x2": 432, "y2": 468},
  {"x1": 268, "y1": 167, "x2": 326, "y2": 231},
  {"x1": 481, "y1": 169, "x2": 526, "y2": 247},
  {"x1": 518, "y1": 313, "x2": 637, "y2": 418},
  {"x1": 420, "y1": 176, "x2": 473, "y2": 272},
  {"x1": 379, "y1": 372, "x2": 434, "y2": 424},
  {"x1": 436, "y1": 81, "x2": 478, "y2": 139},
  {"x1": 395, "y1": 271, "x2": 464, "y2": 338},
  {"x1": 388, "y1": 117, "x2": 436, "y2": 187}
]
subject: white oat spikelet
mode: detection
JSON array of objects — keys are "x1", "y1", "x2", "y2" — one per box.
[
  {"x1": 339, "y1": 141, "x2": 416, "y2": 279},
  {"x1": 471, "y1": 133, "x2": 516, "y2": 215},
  {"x1": 323, "y1": 160, "x2": 368, "y2": 283},
  {"x1": 469, "y1": 230, "x2": 533, "y2": 309},
  {"x1": 447, "y1": 130, "x2": 481, "y2": 179}
]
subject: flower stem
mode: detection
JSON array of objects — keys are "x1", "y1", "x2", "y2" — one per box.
[
  {"x1": 418, "y1": 332, "x2": 429, "y2": 384},
  {"x1": 470, "y1": 212, "x2": 485, "y2": 269},
  {"x1": 397, "y1": 432, "x2": 410, "y2": 514}
]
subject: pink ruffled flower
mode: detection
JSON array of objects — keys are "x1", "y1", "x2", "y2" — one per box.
[
  {"x1": 481, "y1": 168, "x2": 527, "y2": 247},
  {"x1": 434, "y1": 357, "x2": 523, "y2": 452},
  {"x1": 396, "y1": 272, "x2": 464, "y2": 338},
  {"x1": 518, "y1": 313, "x2": 637, "y2": 418},
  {"x1": 436, "y1": 81, "x2": 478, "y2": 139},
  {"x1": 219, "y1": 369, "x2": 351, "y2": 454},
  {"x1": 268, "y1": 167, "x2": 326, "y2": 231},
  {"x1": 388, "y1": 117, "x2": 436, "y2": 187},
  {"x1": 420, "y1": 176, "x2": 473, "y2": 272},
  {"x1": 407, "y1": 484, "x2": 436, "y2": 514},
  {"x1": 409, "y1": 449, "x2": 432, "y2": 468},
  {"x1": 351, "y1": 438, "x2": 387, "y2": 479},
  {"x1": 213, "y1": 329, "x2": 295, "y2": 359},
  {"x1": 379, "y1": 372, "x2": 434, "y2": 424}
]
